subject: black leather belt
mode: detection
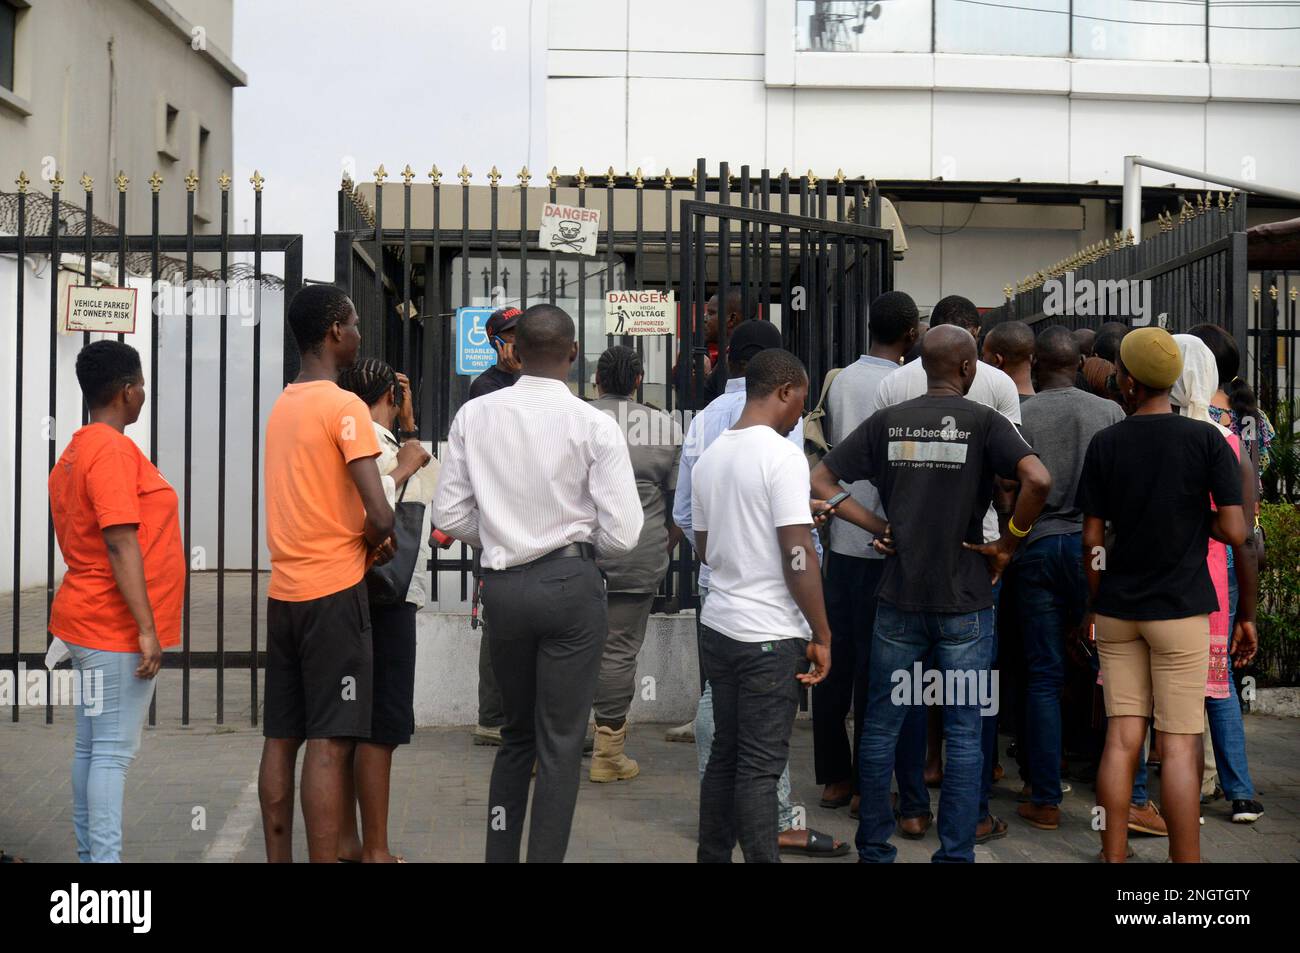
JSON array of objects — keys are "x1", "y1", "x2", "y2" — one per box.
[{"x1": 484, "y1": 542, "x2": 595, "y2": 573}]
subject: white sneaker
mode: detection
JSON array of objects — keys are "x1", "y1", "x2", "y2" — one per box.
[{"x1": 665, "y1": 720, "x2": 695, "y2": 743}]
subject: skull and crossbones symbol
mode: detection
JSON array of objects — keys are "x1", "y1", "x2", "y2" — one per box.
[{"x1": 550, "y1": 220, "x2": 585, "y2": 252}]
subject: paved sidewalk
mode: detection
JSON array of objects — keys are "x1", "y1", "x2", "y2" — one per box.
[{"x1": 3, "y1": 676, "x2": 1297, "y2": 863}]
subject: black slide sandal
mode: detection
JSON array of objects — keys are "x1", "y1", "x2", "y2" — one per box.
[{"x1": 780, "y1": 828, "x2": 851, "y2": 858}]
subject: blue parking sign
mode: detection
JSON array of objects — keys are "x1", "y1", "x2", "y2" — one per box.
[{"x1": 456, "y1": 307, "x2": 498, "y2": 376}]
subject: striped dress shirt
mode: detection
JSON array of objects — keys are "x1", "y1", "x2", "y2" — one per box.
[{"x1": 432, "y1": 375, "x2": 644, "y2": 569}]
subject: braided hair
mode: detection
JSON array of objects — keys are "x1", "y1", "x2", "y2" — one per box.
[
  {"x1": 596, "y1": 345, "x2": 642, "y2": 397},
  {"x1": 337, "y1": 357, "x2": 397, "y2": 408}
]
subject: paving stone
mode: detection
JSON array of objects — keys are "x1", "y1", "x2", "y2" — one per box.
[{"x1": 3, "y1": 708, "x2": 1296, "y2": 862}]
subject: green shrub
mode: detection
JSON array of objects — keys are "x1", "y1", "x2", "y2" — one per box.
[{"x1": 1256, "y1": 502, "x2": 1300, "y2": 686}]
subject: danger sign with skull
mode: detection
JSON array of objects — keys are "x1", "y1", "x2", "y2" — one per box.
[{"x1": 538, "y1": 202, "x2": 601, "y2": 257}]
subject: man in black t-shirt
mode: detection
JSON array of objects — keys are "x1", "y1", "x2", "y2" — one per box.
[
  {"x1": 468, "y1": 307, "x2": 523, "y2": 400},
  {"x1": 1075, "y1": 325, "x2": 1246, "y2": 865},
  {"x1": 467, "y1": 305, "x2": 522, "y2": 745},
  {"x1": 812, "y1": 325, "x2": 1051, "y2": 863}
]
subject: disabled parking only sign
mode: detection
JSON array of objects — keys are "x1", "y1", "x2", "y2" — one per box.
[{"x1": 456, "y1": 306, "x2": 498, "y2": 376}]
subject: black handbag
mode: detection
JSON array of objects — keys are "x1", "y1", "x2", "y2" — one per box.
[{"x1": 366, "y1": 480, "x2": 425, "y2": 606}]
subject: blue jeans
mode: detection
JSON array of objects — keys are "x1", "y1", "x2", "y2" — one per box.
[
  {"x1": 857, "y1": 602, "x2": 996, "y2": 863},
  {"x1": 977, "y1": 579, "x2": 1002, "y2": 821},
  {"x1": 68, "y1": 645, "x2": 157, "y2": 863},
  {"x1": 896, "y1": 698, "x2": 931, "y2": 818},
  {"x1": 1205, "y1": 576, "x2": 1255, "y2": 800},
  {"x1": 1133, "y1": 741, "x2": 1149, "y2": 805},
  {"x1": 1015, "y1": 534, "x2": 1087, "y2": 806},
  {"x1": 694, "y1": 587, "x2": 795, "y2": 831}
]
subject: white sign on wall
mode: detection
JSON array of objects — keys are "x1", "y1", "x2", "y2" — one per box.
[
  {"x1": 605, "y1": 290, "x2": 675, "y2": 336},
  {"x1": 63, "y1": 285, "x2": 138, "y2": 334},
  {"x1": 538, "y1": 202, "x2": 601, "y2": 257}
]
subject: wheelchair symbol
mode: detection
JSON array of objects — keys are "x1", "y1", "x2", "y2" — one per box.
[{"x1": 465, "y1": 315, "x2": 489, "y2": 347}]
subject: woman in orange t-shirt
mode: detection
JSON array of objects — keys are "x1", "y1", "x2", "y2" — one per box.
[{"x1": 49, "y1": 341, "x2": 185, "y2": 863}]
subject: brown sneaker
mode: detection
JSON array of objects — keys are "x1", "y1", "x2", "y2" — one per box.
[
  {"x1": 1017, "y1": 802, "x2": 1060, "y2": 830},
  {"x1": 1127, "y1": 801, "x2": 1169, "y2": 836}
]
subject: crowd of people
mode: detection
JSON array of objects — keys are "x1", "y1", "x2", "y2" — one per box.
[{"x1": 42, "y1": 278, "x2": 1268, "y2": 863}]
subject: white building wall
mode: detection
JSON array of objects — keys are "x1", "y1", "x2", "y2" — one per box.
[
  {"x1": 546, "y1": 0, "x2": 1300, "y2": 306},
  {"x1": 0, "y1": 247, "x2": 283, "y2": 592}
]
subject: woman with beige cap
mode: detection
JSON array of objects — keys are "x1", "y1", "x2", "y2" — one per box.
[{"x1": 1075, "y1": 326, "x2": 1248, "y2": 863}]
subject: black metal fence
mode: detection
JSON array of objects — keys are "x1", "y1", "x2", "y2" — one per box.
[
  {"x1": 2, "y1": 169, "x2": 301, "y2": 725},
  {"x1": 335, "y1": 158, "x2": 895, "y2": 614},
  {"x1": 1250, "y1": 274, "x2": 1299, "y2": 501},
  {"x1": 981, "y1": 189, "x2": 1300, "y2": 503},
  {"x1": 984, "y1": 190, "x2": 1250, "y2": 349}
]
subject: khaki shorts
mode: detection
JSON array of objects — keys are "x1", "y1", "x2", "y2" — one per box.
[{"x1": 1095, "y1": 613, "x2": 1209, "y2": 735}]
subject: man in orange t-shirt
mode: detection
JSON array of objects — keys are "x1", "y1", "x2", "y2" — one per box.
[{"x1": 258, "y1": 284, "x2": 394, "y2": 864}]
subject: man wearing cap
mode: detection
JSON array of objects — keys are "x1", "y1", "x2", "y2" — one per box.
[
  {"x1": 1077, "y1": 326, "x2": 1246, "y2": 864},
  {"x1": 469, "y1": 306, "x2": 524, "y2": 400},
  {"x1": 671, "y1": 318, "x2": 848, "y2": 858},
  {"x1": 465, "y1": 305, "x2": 524, "y2": 747}
]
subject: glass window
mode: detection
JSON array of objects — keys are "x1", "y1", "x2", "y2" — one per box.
[
  {"x1": 795, "y1": 0, "x2": 932, "y2": 53},
  {"x1": 1, "y1": 2, "x2": 17, "y2": 92},
  {"x1": 936, "y1": 0, "x2": 1070, "y2": 56},
  {"x1": 1210, "y1": 0, "x2": 1300, "y2": 67},
  {"x1": 1072, "y1": 0, "x2": 1206, "y2": 62}
]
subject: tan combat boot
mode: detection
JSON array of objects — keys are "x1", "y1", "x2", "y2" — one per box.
[{"x1": 589, "y1": 724, "x2": 640, "y2": 782}]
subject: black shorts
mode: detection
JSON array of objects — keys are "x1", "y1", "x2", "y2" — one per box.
[
  {"x1": 264, "y1": 579, "x2": 373, "y2": 740},
  {"x1": 369, "y1": 601, "x2": 417, "y2": 746}
]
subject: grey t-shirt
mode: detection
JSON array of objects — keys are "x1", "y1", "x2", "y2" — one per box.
[
  {"x1": 1019, "y1": 386, "x2": 1126, "y2": 546},
  {"x1": 592, "y1": 395, "x2": 682, "y2": 592},
  {"x1": 824, "y1": 355, "x2": 900, "y2": 558}
]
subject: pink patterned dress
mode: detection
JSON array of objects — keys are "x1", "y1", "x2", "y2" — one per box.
[{"x1": 1204, "y1": 429, "x2": 1240, "y2": 700}]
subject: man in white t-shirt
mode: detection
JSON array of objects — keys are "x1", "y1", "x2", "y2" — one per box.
[
  {"x1": 691, "y1": 348, "x2": 835, "y2": 863},
  {"x1": 871, "y1": 293, "x2": 1021, "y2": 845}
]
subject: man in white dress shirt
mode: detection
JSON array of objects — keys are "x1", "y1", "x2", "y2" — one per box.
[{"x1": 433, "y1": 304, "x2": 643, "y2": 863}]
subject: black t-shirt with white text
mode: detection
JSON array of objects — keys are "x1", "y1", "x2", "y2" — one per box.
[
  {"x1": 823, "y1": 395, "x2": 1036, "y2": 613},
  {"x1": 1075, "y1": 413, "x2": 1242, "y2": 620}
]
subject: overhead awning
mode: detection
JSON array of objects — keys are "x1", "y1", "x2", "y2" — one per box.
[{"x1": 1248, "y1": 216, "x2": 1300, "y2": 271}]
